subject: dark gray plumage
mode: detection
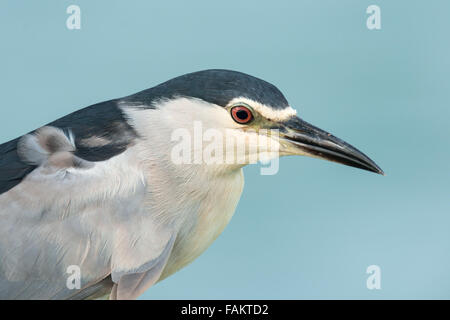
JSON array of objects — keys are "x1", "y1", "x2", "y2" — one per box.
[
  {"x1": 122, "y1": 69, "x2": 290, "y2": 109},
  {"x1": 0, "y1": 100, "x2": 136, "y2": 195}
]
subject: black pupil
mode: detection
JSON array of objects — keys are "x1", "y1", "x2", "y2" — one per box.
[{"x1": 236, "y1": 109, "x2": 248, "y2": 120}]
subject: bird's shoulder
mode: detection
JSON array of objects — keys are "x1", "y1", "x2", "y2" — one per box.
[
  {"x1": 0, "y1": 99, "x2": 176, "y2": 299},
  {"x1": 0, "y1": 99, "x2": 137, "y2": 195}
]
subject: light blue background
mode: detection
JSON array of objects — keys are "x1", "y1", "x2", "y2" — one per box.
[{"x1": 1, "y1": 1, "x2": 449, "y2": 299}]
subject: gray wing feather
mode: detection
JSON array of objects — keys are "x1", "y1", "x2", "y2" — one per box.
[
  {"x1": 0, "y1": 122, "x2": 175, "y2": 300},
  {"x1": 0, "y1": 138, "x2": 36, "y2": 194},
  {"x1": 0, "y1": 99, "x2": 137, "y2": 195},
  {"x1": 68, "y1": 276, "x2": 114, "y2": 300}
]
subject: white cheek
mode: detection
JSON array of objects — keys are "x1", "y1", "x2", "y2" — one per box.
[
  {"x1": 159, "y1": 97, "x2": 239, "y2": 130},
  {"x1": 121, "y1": 97, "x2": 283, "y2": 166},
  {"x1": 121, "y1": 97, "x2": 239, "y2": 139}
]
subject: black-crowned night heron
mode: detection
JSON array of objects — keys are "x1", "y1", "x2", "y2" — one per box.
[{"x1": 0, "y1": 69, "x2": 383, "y2": 299}]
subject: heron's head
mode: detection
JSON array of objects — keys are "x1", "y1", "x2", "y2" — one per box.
[{"x1": 120, "y1": 69, "x2": 383, "y2": 175}]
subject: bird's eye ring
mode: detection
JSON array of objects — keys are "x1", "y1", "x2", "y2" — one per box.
[{"x1": 231, "y1": 105, "x2": 253, "y2": 124}]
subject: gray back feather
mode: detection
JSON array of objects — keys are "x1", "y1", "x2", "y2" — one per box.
[{"x1": 0, "y1": 99, "x2": 137, "y2": 195}]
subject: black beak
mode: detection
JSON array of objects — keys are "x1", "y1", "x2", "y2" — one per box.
[{"x1": 281, "y1": 117, "x2": 384, "y2": 175}]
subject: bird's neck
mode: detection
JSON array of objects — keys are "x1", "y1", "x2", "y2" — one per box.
[{"x1": 131, "y1": 141, "x2": 245, "y2": 278}]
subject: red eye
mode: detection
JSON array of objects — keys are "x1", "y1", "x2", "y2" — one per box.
[{"x1": 231, "y1": 106, "x2": 253, "y2": 124}]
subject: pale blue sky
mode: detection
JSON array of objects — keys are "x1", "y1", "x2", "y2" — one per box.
[{"x1": 0, "y1": 1, "x2": 449, "y2": 299}]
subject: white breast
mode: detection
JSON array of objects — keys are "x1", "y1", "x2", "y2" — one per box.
[
  {"x1": 127, "y1": 137, "x2": 245, "y2": 281},
  {"x1": 160, "y1": 168, "x2": 244, "y2": 279}
]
